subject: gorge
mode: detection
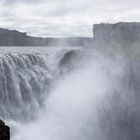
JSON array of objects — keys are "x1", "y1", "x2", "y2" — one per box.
[{"x1": 0, "y1": 22, "x2": 140, "y2": 140}]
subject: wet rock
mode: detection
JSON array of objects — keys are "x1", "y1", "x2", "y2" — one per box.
[{"x1": 0, "y1": 119, "x2": 10, "y2": 140}]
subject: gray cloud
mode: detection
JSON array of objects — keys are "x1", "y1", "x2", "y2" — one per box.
[
  {"x1": 0, "y1": 0, "x2": 140, "y2": 37},
  {"x1": 2, "y1": 0, "x2": 43, "y2": 5}
]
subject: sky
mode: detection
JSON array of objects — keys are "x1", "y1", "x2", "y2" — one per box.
[{"x1": 0, "y1": 0, "x2": 140, "y2": 37}]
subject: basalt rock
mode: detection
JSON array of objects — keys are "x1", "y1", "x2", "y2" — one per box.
[
  {"x1": 93, "y1": 22, "x2": 140, "y2": 48},
  {"x1": 0, "y1": 120, "x2": 10, "y2": 140}
]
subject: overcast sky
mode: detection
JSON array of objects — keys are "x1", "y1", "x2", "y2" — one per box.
[{"x1": 0, "y1": 0, "x2": 140, "y2": 37}]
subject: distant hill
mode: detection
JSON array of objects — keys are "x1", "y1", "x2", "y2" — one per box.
[{"x1": 0, "y1": 28, "x2": 93, "y2": 46}]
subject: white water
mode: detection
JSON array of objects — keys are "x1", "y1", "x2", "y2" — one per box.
[
  {"x1": 0, "y1": 47, "x2": 80, "y2": 120},
  {"x1": 12, "y1": 53, "x2": 127, "y2": 140},
  {"x1": 0, "y1": 47, "x2": 140, "y2": 140}
]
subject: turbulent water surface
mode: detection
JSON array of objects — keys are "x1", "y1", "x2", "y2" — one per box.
[{"x1": 0, "y1": 46, "x2": 140, "y2": 140}]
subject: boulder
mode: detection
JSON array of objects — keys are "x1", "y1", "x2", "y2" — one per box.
[{"x1": 0, "y1": 120, "x2": 10, "y2": 140}]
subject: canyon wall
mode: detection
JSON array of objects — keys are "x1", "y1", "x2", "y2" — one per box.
[{"x1": 93, "y1": 22, "x2": 140, "y2": 48}]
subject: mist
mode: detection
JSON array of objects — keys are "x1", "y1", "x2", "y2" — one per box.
[{"x1": 9, "y1": 47, "x2": 139, "y2": 140}]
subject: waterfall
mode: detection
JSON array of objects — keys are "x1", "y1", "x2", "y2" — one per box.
[
  {"x1": 0, "y1": 47, "x2": 80, "y2": 121},
  {"x1": 11, "y1": 49, "x2": 129, "y2": 140},
  {"x1": 0, "y1": 47, "x2": 140, "y2": 140}
]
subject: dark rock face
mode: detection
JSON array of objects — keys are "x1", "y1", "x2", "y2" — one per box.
[
  {"x1": 0, "y1": 120, "x2": 10, "y2": 140},
  {"x1": 59, "y1": 50, "x2": 80, "y2": 73}
]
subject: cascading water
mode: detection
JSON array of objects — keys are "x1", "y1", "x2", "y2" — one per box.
[
  {"x1": 0, "y1": 52, "x2": 52, "y2": 120},
  {"x1": 0, "y1": 47, "x2": 80, "y2": 121},
  {"x1": 0, "y1": 47, "x2": 140, "y2": 140}
]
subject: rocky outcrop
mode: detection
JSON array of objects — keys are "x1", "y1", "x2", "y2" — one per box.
[
  {"x1": 93, "y1": 22, "x2": 140, "y2": 47},
  {"x1": 59, "y1": 50, "x2": 80, "y2": 73},
  {"x1": 0, "y1": 120, "x2": 10, "y2": 140}
]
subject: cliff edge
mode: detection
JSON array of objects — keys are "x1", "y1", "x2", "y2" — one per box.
[{"x1": 93, "y1": 22, "x2": 140, "y2": 47}]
